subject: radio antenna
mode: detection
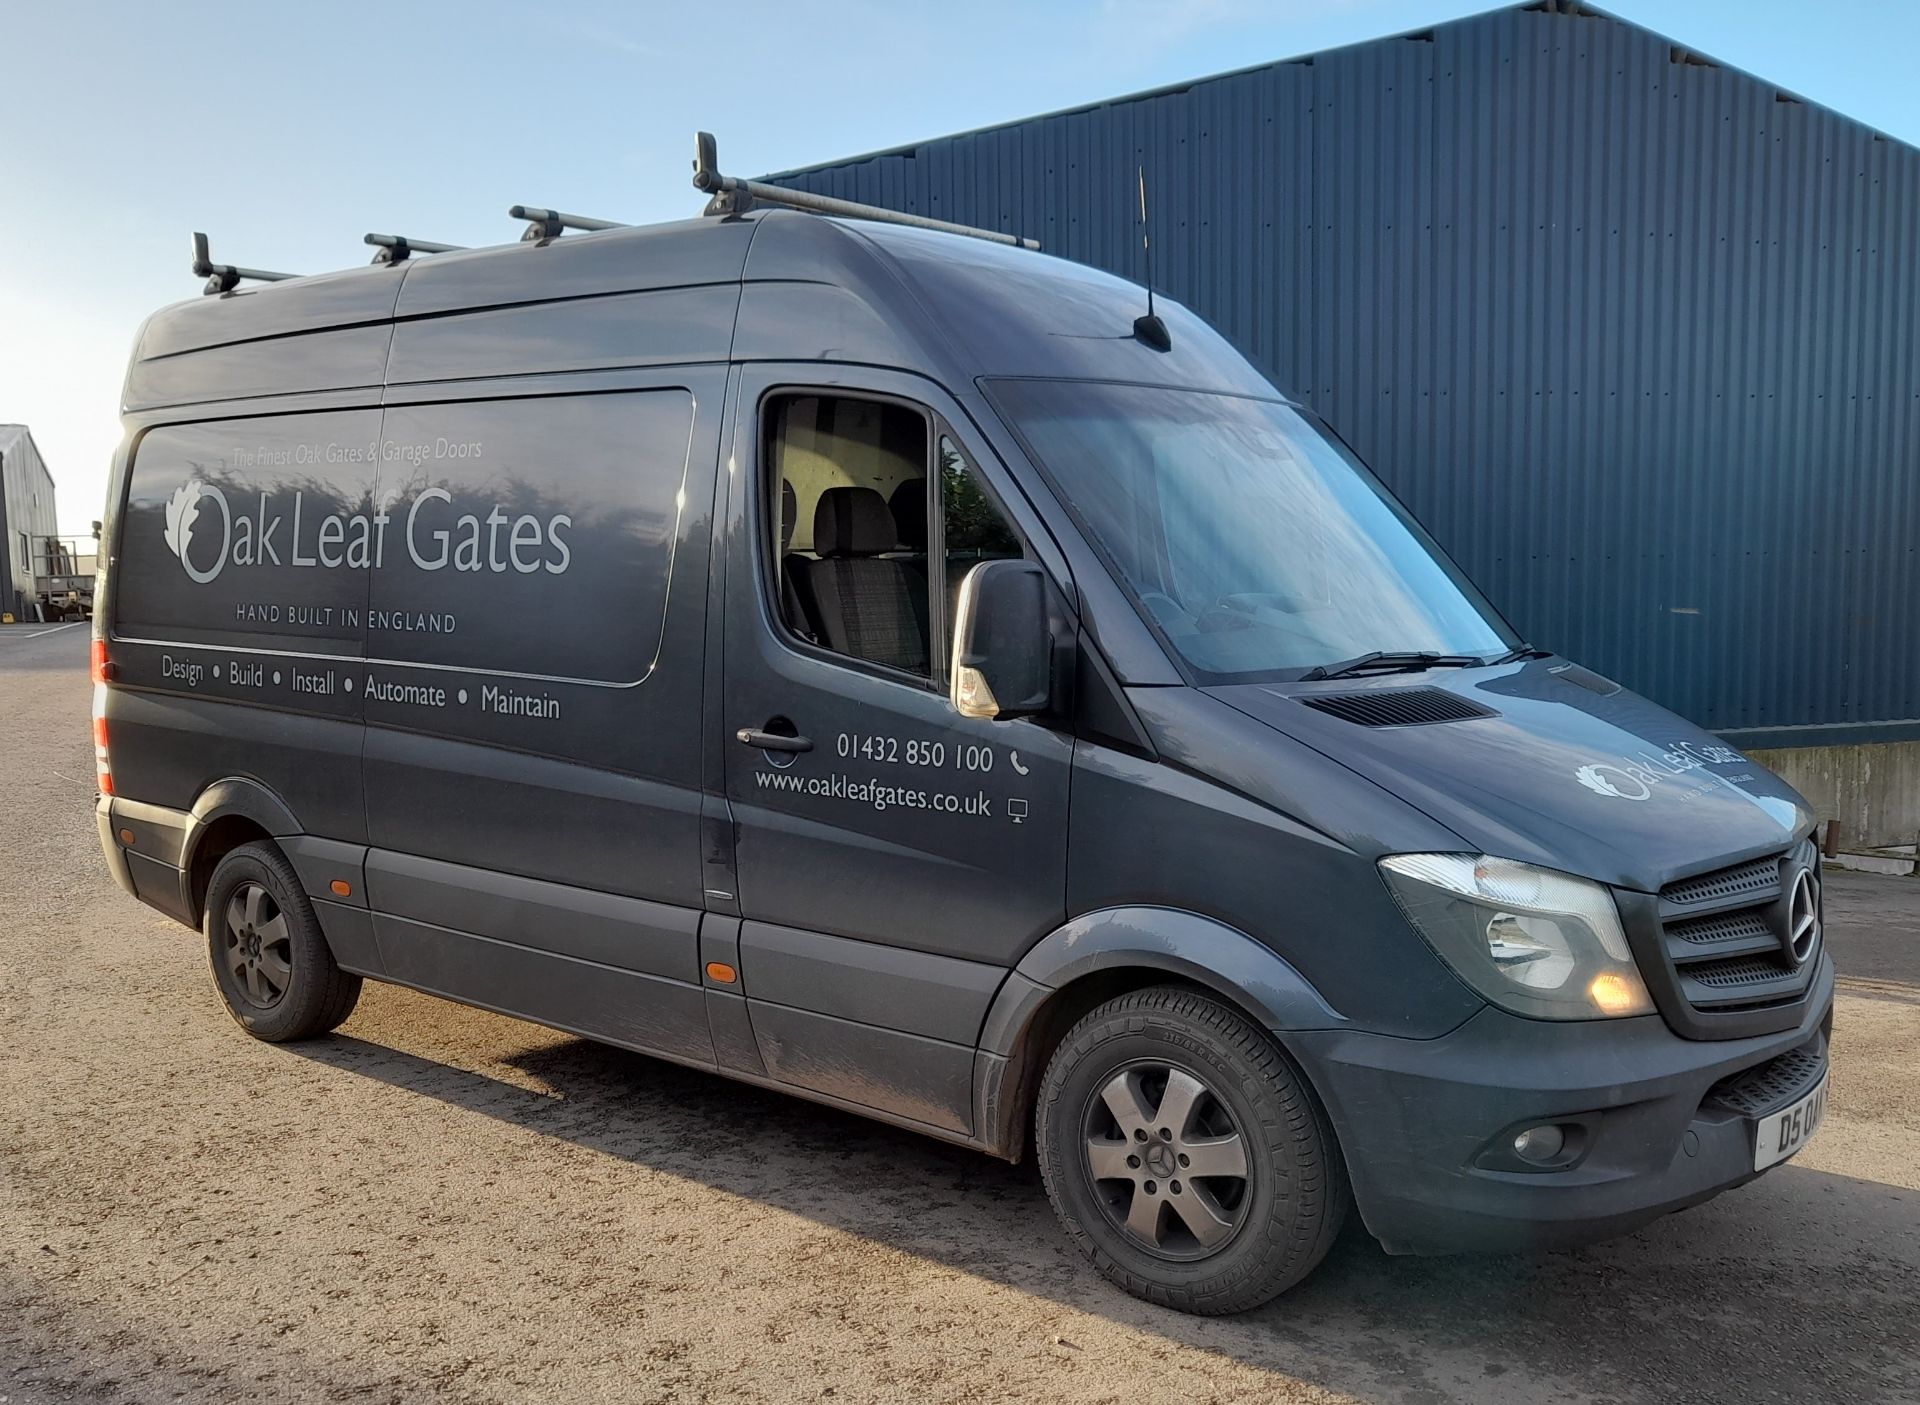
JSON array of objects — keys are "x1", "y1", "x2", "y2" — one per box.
[
  {"x1": 1133, "y1": 167, "x2": 1170, "y2": 351},
  {"x1": 1138, "y1": 168, "x2": 1154, "y2": 318}
]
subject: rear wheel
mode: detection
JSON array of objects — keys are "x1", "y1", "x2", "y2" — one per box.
[
  {"x1": 204, "y1": 841, "x2": 361, "y2": 1041},
  {"x1": 1035, "y1": 986, "x2": 1348, "y2": 1314}
]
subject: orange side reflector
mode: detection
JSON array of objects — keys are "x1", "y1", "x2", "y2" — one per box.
[
  {"x1": 329, "y1": 879, "x2": 353, "y2": 897},
  {"x1": 118, "y1": 829, "x2": 135, "y2": 846},
  {"x1": 705, "y1": 961, "x2": 738, "y2": 985}
]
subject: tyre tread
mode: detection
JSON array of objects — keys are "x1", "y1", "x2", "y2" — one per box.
[
  {"x1": 1035, "y1": 985, "x2": 1349, "y2": 1315},
  {"x1": 205, "y1": 841, "x2": 362, "y2": 1042}
]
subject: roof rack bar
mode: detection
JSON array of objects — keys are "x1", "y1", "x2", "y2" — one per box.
[
  {"x1": 191, "y1": 231, "x2": 296, "y2": 295},
  {"x1": 691, "y1": 131, "x2": 1038, "y2": 251},
  {"x1": 508, "y1": 205, "x2": 626, "y2": 242},
  {"x1": 365, "y1": 232, "x2": 466, "y2": 265}
]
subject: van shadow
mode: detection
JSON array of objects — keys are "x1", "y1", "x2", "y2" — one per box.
[{"x1": 294, "y1": 1020, "x2": 1920, "y2": 1405}]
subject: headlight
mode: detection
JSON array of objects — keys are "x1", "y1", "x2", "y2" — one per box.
[{"x1": 1379, "y1": 854, "x2": 1654, "y2": 1020}]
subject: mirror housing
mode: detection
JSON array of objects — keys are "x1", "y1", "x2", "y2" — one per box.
[{"x1": 950, "y1": 560, "x2": 1052, "y2": 720}]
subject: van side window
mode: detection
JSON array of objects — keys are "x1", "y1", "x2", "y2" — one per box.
[
  {"x1": 938, "y1": 433, "x2": 1023, "y2": 631},
  {"x1": 766, "y1": 397, "x2": 1026, "y2": 681},
  {"x1": 769, "y1": 394, "x2": 933, "y2": 676}
]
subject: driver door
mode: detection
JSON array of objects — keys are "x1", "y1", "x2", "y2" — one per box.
[{"x1": 716, "y1": 366, "x2": 1073, "y2": 1134}]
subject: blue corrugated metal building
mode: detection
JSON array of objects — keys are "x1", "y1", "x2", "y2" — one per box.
[{"x1": 766, "y1": 0, "x2": 1919, "y2": 760}]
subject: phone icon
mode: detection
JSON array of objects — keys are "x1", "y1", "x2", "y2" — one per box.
[{"x1": 1010, "y1": 750, "x2": 1030, "y2": 776}]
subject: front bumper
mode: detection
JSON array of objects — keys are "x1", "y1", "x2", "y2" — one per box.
[{"x1": 1290, "y1": 951, "x2": 1836, "y2": 1255}]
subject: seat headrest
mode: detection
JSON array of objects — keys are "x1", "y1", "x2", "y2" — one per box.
[
  {"x1": 889, "y1": 479, "x2": 928, "y2": 552},
  {"x1": 813, "y1": 486, "x2": 898, "y2": 557}
]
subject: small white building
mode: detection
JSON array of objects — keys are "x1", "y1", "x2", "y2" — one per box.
[{"x1": 0, "y1": 426, "x2": 59, "y2": 621}]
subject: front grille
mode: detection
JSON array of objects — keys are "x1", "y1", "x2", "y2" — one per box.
[
  {"x1": 1662, "y1": 855, "x2": 1781, "y2": 908},
  {"x1": 1655, "y1": 841, "x2": 1822, "y2": 1016},
  {"x1": 1706, "y1": 1036, "x2": 1827, "y2": 1117},
  {"x1": 1688, "y1": 955, "x2": 1793, "y2": 988},
  {"x1": 1666, "y1": 910, "x2": 1776, "y2": 948}
]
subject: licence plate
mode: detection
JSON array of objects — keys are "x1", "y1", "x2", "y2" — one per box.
[{"x1": 1753, "y1": 1073, "x2": 1828, "y2": 1171}]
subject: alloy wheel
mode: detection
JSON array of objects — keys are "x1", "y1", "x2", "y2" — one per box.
[
  {"x1": 221, "y1": 881, "x2": 292, "y2": 1009},
  {"x1": 1082, "y1": 1060, "x2": 1253, "y2": 1260}
]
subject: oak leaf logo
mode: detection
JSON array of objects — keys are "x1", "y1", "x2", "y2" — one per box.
[
  {"x1": 1574, "y1": 763, "x2": 1652, "y2": 802},
  {"x1": 163, "y1": 481, "x2": 201, "y2": 566},
  {"x1": 160, "y1": 479, "x2": 229, "y2": 583}
]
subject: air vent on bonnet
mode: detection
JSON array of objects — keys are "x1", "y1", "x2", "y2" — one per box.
[
  {"x1": 1297, "y1": 687, "x2": 1496, "y2": 728},
  {"x1": 1550, "y1": 663, "x2": 1622, "y2": 696}
]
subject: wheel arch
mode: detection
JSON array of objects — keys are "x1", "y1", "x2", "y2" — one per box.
[
  {"x1": 180, "y1": 778, "x2": 302, "y2": 921},
  {"x1": 973, "y1": 907, "x2": 1347, "y2": 1162}
]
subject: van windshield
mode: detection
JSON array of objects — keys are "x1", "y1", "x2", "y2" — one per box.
[{"x1": 988, "y1": 380, "x2": 1514, "y2": 683}]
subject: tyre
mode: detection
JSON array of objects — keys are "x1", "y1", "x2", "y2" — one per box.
[
  {"x1": 1035, "y1": 985, "x2": 1349, "y2": 1314},
  {"x1": 204, "y1": 840, "x2": 361, "y2": 1042}
]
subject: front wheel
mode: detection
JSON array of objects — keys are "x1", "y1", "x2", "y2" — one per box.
[
  {"x1": 1035, "y1": 986, "x2": 1349, "y2": 1314},
  {"x1": 204, "y1": 841, "x2": 361, "y2": 1042}
]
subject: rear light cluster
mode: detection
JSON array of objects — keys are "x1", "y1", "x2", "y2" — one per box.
[{"x1": 91, "y1": 639, "x2": 114, "y2": 795}]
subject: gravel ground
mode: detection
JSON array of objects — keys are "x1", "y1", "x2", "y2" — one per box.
[{"x1": 3, "y1": 621, "x2": 1918, "y2": 1404}]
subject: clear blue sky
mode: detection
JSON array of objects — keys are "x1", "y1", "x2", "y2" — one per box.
[{"x1": 5, "y1": 0, "x2": 1918, "y2": 535}]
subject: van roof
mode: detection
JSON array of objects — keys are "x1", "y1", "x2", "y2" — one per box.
[{"x1": 125, "y1": 210, "x2": 1277, "y2": 413}]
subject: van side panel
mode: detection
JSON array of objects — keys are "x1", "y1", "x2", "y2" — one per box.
[
  {"x1": 106, "y1": 409, "x2": 380, "y2": 840},
  {"x1": 386, "y1": 287, "x2": 737, "y2": 385},
  {"x1": 745, "y1": 1003, "x2": 977, "y2": 1135},
  {"x1": 737, "y1": 920, "x2": 1001, "y2": 1045},
  {"x1": 358, "y1": 385, "x2": 713, "y2": 889},
  {"x1": 368, "y1": 913, "x2": 714, "y2": 1062},
  {"x1": 125, "y1": 328, "x2": 393, "y2": 411},
  {"x1": 106, "y1": 687, "x2": 364, "y2": 843},
  {"x1": 356, "y1": 376, "x2": 728, "y2": 1063},
  {"x1": 125, "y1": 268, "x2": 401, "y2": 413},
  {"x1": 1068, "y1": 693, "x2": 1484, "y2": 1039},
  {"x1": 365, "y1": 849, "x2": 701, "y2": 984},
  {"x1": 135, "y1": 268, "x2": 401, "y2": 361}
]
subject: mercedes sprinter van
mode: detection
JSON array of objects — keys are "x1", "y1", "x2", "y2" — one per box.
[{"x1": 93, "y1": 188, "x2": 1832, "y2": 1314}]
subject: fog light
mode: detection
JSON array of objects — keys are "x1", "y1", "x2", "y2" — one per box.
[{"x1": 1512, "y1": 1124, "x2": 1566, "y2": 1164}]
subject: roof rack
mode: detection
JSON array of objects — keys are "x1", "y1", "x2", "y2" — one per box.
[
  {"x1": 191, "y1": 231, "x2": 296, "y2": 295},
  {"x1": 509, "y1": 205, "x2": 627, "y2": 242},
  {"x1": 365, "y1": 233, "x2": 465, "y2": 265},
  {"x1": 691, "y1": 131, "x2": 1038, "y2": 250}
]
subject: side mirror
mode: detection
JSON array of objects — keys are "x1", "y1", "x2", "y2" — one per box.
[{"x1": 950, "y1": 559, "x2": 1052, "y2": 720}]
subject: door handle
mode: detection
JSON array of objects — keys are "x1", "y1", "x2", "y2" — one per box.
[{"x1": 736, "y1": 726, "x2": 812, "y2": 754}]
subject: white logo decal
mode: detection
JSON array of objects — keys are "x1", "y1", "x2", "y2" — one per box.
[
  {"x1": 1572, "y1": 741, "x2": 1751, "y2": 803},
  {"x1": 158, "y1": 474, "x2": 572, "y2": 586},
  {"x1": 1575, "y1": 763, "x2": 1653, "y2": 802},
  {"x1": 163, "y1": 480, "x2": 232, "y2": 584}
]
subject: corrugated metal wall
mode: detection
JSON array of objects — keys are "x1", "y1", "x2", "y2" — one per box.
[
  {"x1": 767, "y1": 3, "x2": 1920, "y2": 746},
  {"x1": 0, "y1": 429, "x2": 60, "y2": 621}
]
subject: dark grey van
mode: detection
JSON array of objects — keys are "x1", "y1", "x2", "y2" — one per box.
[{"x1": 93, "y1": 169, "x2": 1833, "y2": 1314}]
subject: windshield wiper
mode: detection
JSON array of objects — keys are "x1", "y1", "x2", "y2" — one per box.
[
  {"x1": 1301, "y1": 650, "x2": 1487, "y2": 681},
  {"x1": 1488, "y1": 645, "x2": 1552, "y2": 665}
]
